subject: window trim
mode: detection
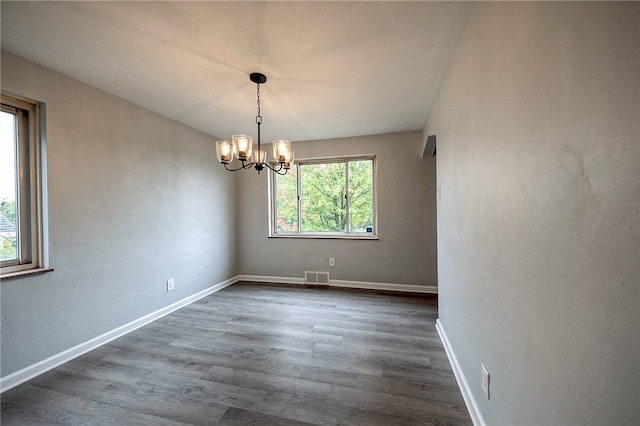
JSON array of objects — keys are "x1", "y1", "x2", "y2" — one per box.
[
  {"x1": 268, "y1": 154, "x2": 378, "y2": 240},
  {"x1": 1, "y1": 93, "x2": 50, "y2": 279}
]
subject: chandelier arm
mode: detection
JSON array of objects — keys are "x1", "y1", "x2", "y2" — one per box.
[
  {"x1": 224, "y1": 161, "x2": 255, "y2": 172},
  {"x1": 264, "y1": 161, "x2": 289, "y2": 175}
]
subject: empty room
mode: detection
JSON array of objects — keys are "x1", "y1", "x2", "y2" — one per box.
[{"x1": 1, "y1": 2, "x2": 638, "y2": 425}]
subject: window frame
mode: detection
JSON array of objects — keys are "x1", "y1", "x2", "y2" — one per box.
[
  {"x1": 1, "y1": 93, "x2": 50, "y2": 279},
  {"x1": 268, "y1": 154, "x2": 378, "y2": 239}
]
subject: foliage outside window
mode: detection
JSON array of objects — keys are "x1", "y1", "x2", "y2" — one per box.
[
  {"x1": 270, "y1": 155, "x2": 377, "y2": 238},
  {"x1": 1, "y1": 93, "x2": 48, "y2": 278}
]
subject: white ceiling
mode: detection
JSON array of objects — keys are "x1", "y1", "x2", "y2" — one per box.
[{"x1": 1, "y1": 1, "x2": 473, "y2": 143}]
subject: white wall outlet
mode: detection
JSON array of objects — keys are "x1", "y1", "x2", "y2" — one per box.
[
  {"x1": 482, "y1": 363, "x2": 490, "y2": 399},
  {"x1": 167, "y1": 278, "x2": 175, "y2": 292},
  {"x1": 329, "y1": 257, "x2": 335, "y2": 267},
  {"x1": 437, "y1": 183, "x2": 442, "y2": 199}
]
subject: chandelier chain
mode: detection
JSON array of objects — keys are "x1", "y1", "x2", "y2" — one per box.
[{"x1": 256, "y1": 83, "x2": 262, "y2": 125}]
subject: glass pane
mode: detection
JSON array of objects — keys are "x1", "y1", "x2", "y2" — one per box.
[
  {"x1": 348, "y1": 160, "x2": 374, "y2": 232},
  {"x1": 300, "y1": 162, "x2": 346, "y2": 232},
  {"x1": 0, "y1": 110, "x2": 18, "y2": 262},
  {"x1": 275, "y1": 166, "x2": 298, "y2": 232}
]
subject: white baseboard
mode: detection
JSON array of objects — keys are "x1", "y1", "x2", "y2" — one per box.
[
  {"x1": 238, "y1": 274, "x2": 305, "y2": 285},
  {"x1": 436, "y1": 319, "x2": 486, "y2": 426},
  {"x1": 331, "y1": 279, "x2": 437, "y2": 294},
  {"x1": 238, "y1": 274, "x2": 438, "y2": 294},
  {"x1": 0, "y1": 277, "x2": 238, "y2": 394}
]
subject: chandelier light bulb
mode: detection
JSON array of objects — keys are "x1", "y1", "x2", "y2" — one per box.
[
  {"x1": 283, "y1": 150, "x2": 295, "y2": 170},
  {"x1": 232, "y1": 134, "x2": 253, "y2": 161},
  {"x1": 273, "y1": 140, "x2": 292, "y2": 163},
  {"x1": 215, "y1": 140, "x2": 233, "y2": 164}
]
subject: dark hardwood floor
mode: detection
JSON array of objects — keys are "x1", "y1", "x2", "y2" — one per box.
[{"x1": 1, "y1": 282, "x2": 471, "y2": 425}]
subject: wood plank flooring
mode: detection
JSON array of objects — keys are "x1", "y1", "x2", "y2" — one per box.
[{"x1": 1, "y1": 282, "x2": 471, "y2": 425}]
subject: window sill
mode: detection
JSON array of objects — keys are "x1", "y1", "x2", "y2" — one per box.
[
  {"x1": 1, "y1": 267, "x2": 54, "y2": 281},
  {"x1": 269, "y1": 233, "x2": 378, "y2": 240}
]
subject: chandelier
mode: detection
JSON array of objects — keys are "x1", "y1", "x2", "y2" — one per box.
[{"x1": 215, "y1": 72, "x2": 294, "y2": 175}]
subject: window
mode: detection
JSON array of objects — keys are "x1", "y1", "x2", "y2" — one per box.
[
  {"x1": 1, "y1": 93, "x2": 48, "y2": 278},
  {"x1": 270, "y1": 155, "x2": 377, "y2": 238}
]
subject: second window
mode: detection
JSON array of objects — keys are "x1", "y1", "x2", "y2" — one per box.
[{"x1": 270, "y1": 155, "x2": 376, "y2": 238}]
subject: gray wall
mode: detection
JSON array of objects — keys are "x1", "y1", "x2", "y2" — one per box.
[
  {"x1": 425, "y1": 2, "x2": 639, "y2": 424},
  {"x1": 237, "y1": 132, "x2": 438, "y2": 287},
  {"x1": 1, "y1": 51, "x2": 238, "y2": 377}
]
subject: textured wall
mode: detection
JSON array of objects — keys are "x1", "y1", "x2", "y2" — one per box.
[
  {"x1": 425, "y1": 2, "x2": 639, "y2": 424},
  {"x1": 1, "y1": 51, "x2": 238, "y2": 376},
  {"x1": 236, "y1": 132, "x2": 438, "y2": 287}
]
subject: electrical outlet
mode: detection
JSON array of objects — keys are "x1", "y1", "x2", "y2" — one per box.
[
  {"x1": 482, "y1": 364, "x2": 490, "y2": 399},
  {"x1": 167, "y1": 279, "x2": 175, "y2": 292},
  {"x1": 329, "y1": 257, "x2": 335, "y2": 267}
]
